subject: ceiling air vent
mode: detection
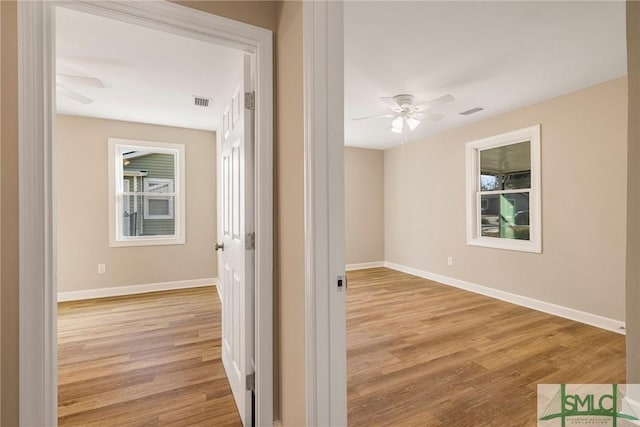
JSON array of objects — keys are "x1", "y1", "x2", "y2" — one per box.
[
  {"x1": 459, "y1": 107, "x2": 484, "y2": 116},
  {"x1": 193, "y1": 96, "x2": 212, "y2": 107}
]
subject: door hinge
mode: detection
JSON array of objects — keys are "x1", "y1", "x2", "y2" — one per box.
[
  {"x1": 244, "y1": 91, "x2": 255, "y2": 110},
  {"x1": 246, "y1": 232, "x2": 256, "y2": 250},
  {"x1": 246, "y1": 372, "x2": 255, "y2": 391}
]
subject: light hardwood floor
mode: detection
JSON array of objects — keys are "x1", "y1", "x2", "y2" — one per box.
[
  {"x1": 58, "y1": 269, "x2": 626, "y2": 426},
  {"x1": 57, "y1": 287, "x2": 242, "y2": 426},
  {"x1": 347, "y1": 268, "x2": 626, "y2": 427}
]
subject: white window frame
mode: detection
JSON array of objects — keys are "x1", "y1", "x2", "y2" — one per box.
[
  {"x1": 143, "y1": 178, "x2": 175, "y2": 220},
  {"x1": 465, "y1": 125, "x2": 542, "y2": 253},
  {"x1": 108, "y1": 138, "x2": 186, "y2": 247},
  {"x1": 122, "y1": 178, "x2": 131, "y2": 236}
]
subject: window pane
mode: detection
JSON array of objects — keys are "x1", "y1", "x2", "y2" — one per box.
[
  {"x1": 120, "y1": 149, "x2": 177, "y2": 236},
  {"x1": 480, "y1": 141, "x2": 531, "y2": 190},
  {"x1": 480, "y1": 193, "x2": 530, "y2": 240},
  {"x1": 480, "y1": 174, "x2": 501, "y2": 191},
  {"x1": 148, "y1": 198, "x2": 170, "y2": 215},
  {"x1": 121, "y1": 194, "x2": 137, "y2": 237},
  {"x1": 119, "y1": 194, "x2": 175, "y2": 237},
  {"x1": 141, "y1": 195, "x2": 175, "y2": 236},
  {"x1": 147, "y1": 181, "x2": 171, "y2": 193},
  {"x1": 122, "y1": 151, "x2": 176, "y2": 180}
]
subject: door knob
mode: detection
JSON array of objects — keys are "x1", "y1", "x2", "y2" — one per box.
[{"x1": 215, "y1": 243, "x2": 225, "y2": 251}]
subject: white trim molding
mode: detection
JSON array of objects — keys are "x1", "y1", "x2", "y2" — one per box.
[
  {"x1": 346, "y1": 261, "x2": 385, "y2": 271},
  {"x1": 215, "y1": 280, "x2": 223, "y2": 302},
  {"x1": 304, "y1": 1, "x2": 347, "y2": 426},
  {"x1": 18, "y1": 2, "x2": 57, "y2": 424},
  {"x1": 18, "y1": 2, "x2": 273, "y2": 426},
  {"x1": 384, "y1": 262, "x2": 625, "y2": 334},
  {"x1": 57, "y1": 278, "x2": 218, "y2": 302}
]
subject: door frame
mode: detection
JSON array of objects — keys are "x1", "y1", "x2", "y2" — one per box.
[
  {"x1": 302, "y1": 1, "x2": 347, "y2": 426},
  {"x1": 17, "y1": 1, "x2": 273, "y2": 425}
]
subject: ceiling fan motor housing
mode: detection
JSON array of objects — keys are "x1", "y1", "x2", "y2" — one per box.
[{"x1": 393, "y1": 94, "x2": 415, "y2": 109}]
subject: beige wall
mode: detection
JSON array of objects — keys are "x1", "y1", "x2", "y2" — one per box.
[
  {"x1": 626, "y1": 0, "x2": 640, "y2": 382},
  {"x1": 275, "y1": 1, "x2": 306, "y2": 425},
  {"x1": 56, "y1": 115, "x2": 217, "y2": 292},
  {"x1": 385, "y1": 77, "x2": 628, "y2": 321},
  {"x1": 0, "y1": 2, "x2": 3, "y2": 422},
  {"x1": 176, "y1": 1, "x2": 277, "y2": 32},
  {"x1": 345, "y1": 147, "x2": 384, "y2": 265}
]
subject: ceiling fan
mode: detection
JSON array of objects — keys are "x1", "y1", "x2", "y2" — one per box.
[
  {"x1": 56, "y1": 74, "x2": 105, "y2": 104},
  {"x1": 353, "y1": 93, "x2": 455, "y2": 135}
]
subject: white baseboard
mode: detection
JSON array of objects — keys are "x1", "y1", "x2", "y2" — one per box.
[
  {"x1": 383, "y1": 261, "x2": 625, "y2": 335},
  {"x1": 215, "y1": 280, "x2": 222, "y2": 302},
  {"x1": 346, "y1": 261, "x2": 385, "y2": 271},
  {"x1": 57, "y1": 277, "x2": 218, "y2": 302}
]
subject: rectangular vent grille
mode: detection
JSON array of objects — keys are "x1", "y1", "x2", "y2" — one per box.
[
  {"x1": 194, "y1": 96, "x2": 211, "y2": 107},
  {"x1": 459, "y1": 107, "x2": 484, "y2": 116}
]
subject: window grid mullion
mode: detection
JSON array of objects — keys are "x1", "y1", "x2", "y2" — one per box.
[
  {"x1": 119, "y1": 192, "x2": 177, "y2": 197},
  {"x1": 478, "y1": 188, "x2": 531, "y2": 196}
]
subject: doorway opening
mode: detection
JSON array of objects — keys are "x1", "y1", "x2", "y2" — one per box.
[
  {"x1": 18, "y1": 2, "x2": 273, "y2": 426},
  {"x1": 54, "y1": 4, "x2": 254, "y2": 425}
]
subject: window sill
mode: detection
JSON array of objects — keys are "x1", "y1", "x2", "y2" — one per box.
[
  {"x1": 467, "y1": 237, "x2": 541, "y2": 253},
  {"x1": 109, "y1": 235, "x2": 186, "y2": 248}
]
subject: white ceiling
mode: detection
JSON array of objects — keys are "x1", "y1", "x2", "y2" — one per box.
[
  {"x1": 56, "y1": 7, "x2": 243, "y2": 132},
  {"x1": 345, "y1": 1, "x2": 627, "y2": 150}
]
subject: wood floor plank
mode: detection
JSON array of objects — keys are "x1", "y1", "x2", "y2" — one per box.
[
  {"x1": 58, "y1": 287, "x2": 242, "y2": 426},
  {"x1": 347, "y1": 267, "x2": 626, "y2": 427}
]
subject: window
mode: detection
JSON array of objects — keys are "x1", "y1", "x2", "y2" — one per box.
[
  {"x1": 465, "y1": 125, "x2": 541, "y2": 253},
  {"x1": 108, "y1": 138, "x2": 185, "y2": 247},
  {"x1": 143, "y1": 178, "x2": 174, "y2": 220}
]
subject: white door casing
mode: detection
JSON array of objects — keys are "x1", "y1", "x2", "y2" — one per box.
[
  {"x1": 219, "y1": 54, "x2": 256, "y2": 425},
  {"x1": 303, "y1": 1, "x2": 347, "y2": 426}
]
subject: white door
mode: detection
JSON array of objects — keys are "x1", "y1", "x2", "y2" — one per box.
[{"x1": 218, "y1": 53, "x2": 255, "y2": 426}]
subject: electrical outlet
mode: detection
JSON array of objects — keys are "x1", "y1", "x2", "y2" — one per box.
[
  {"x1": 98, "y1": 264, "x2": 106, "y2": 274},
  {"x1": 447, "y1": 257, "x2": 453, "y2": 266}
]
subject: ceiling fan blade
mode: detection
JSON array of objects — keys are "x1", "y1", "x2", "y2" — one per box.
[
  {"x1": 56, "y1": 84, "x2": 94, "y2": 104},
  {"x1": 414, "y1": 94, "x2": 455, "y2": 111},
  {"x1": 353, "y1": 113, "x2": 395, "y2": 121},
  {"x1": 380, "y1": 97, "x2": 401, "y2": 108},
  {"x1": 413, "y1": 112, "x2": 444, "y2": 122},
  {"x1": 56, "y1": 74, "x2": 105, "y2": 88}
]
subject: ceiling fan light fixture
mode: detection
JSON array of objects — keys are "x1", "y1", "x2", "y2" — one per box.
[
  {"x1": 391, "y1": 116, "x2": 404, "y2": 130},
  {"x1": 406, "y1": 117, "x2": 420, "y2": 131},
  {"x1": 353, "y1": 92, "x2": 454, "y2": 137}
]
